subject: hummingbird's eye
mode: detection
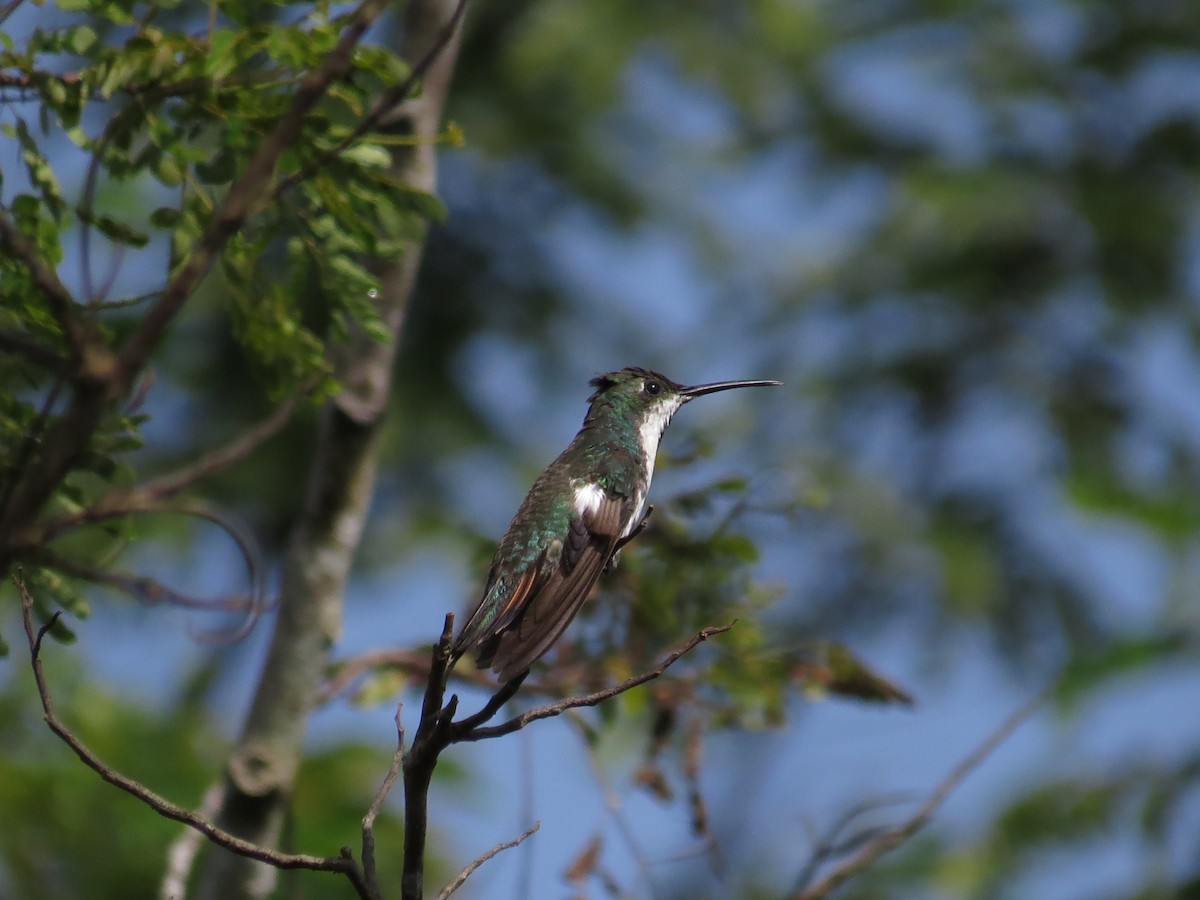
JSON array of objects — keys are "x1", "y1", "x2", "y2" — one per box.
[{"x1": 644, "y1": 380, "x2": 661, "y2": 396}]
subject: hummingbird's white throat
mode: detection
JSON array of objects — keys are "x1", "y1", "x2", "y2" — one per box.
[{"x1": 638, "y1": 395, "x2": 685, "y2": 493}]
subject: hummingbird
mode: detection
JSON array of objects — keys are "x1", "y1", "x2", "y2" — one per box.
[{"x1": 452, "y1": 367, "x2": 781, "y2": 683}]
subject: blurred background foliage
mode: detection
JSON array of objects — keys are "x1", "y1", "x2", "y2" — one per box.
[{"x1": 3, "y1": 0, "x2": 1200, "y2": 897}]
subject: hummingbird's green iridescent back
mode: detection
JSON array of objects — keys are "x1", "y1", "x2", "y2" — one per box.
[{"x1": 452, "y1": 367, "x2": 780, "y2": 682}]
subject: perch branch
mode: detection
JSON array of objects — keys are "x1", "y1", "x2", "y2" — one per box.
[
  {"x1": 396, "y1": 617, "x2": 734, "y2": 899},
  {"x1": 457, "y1": 623, "x2": 736, "y2": 742}
]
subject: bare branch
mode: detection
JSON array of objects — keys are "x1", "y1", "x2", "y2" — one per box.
[
  {"x1": 791, "y1": 795, "x2": 914, "y2": 892},
  {"x1": 270, "y1": 0, "x2": 470, "y2": 200},
  {"x1": 395, "y1": 619, "x2": 733, "y2": 900},
  {"x1": 14, "y1": 575, "x2": 371, "y2": 900},
  {"x1": 30, "y1": 548, "x2": 259, "y2": 614},
  {"x1": 790, "y1": 688, "x2": 1049, "y2": 899},
  {"x1": 15, "y1": 497, "x2": 266, "y2": 644},
  {"x1": 19, "y1": 381, "x2": 312, "y2": 552},
  {"x1": 436, "y1": 822, "x2": 541, "y2": 900},
  {"x1": 457, "y1": 623, "x2": 736, "y2": 743},
  {"x1": 139, "y1": 379, "x2": 317, "y2": 498}
]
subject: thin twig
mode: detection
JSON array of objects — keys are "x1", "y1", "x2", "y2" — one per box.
[
  {"x1": 138, "y1": 378, "x2": 317, "y2": 498},
  {"x1": 269, "y1": 0, "x2": 470, "y2": 199},
  {"x1": 30, "y1": 548, "x2": 260, "y2": 613},
  {"x1": 457, "y1": 623, "x2": 736, "y2": 743},
  {"x1": 790, "y1": 688, "x2": 1049, "y2": 899},
  {"x1": 14, "y1": 575, "x2": 371, "y2": 899},
  {"x1": 791, "y1": 795, "x2": 913, "y2": 892},
  {"x1": 447, "y1": 672, "x2": 526, "y2": 738},
  {"x1": 436, "y1": 822, "x2": 541, "y2": 900},
  {"x1": 22, "y1": 381, "x2": 313, "y2": 548},
  {"x1": 361, "y1": 705, "x2": 406, "y2": 900}
]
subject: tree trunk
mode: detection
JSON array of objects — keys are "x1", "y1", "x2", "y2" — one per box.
[{"x1": 193, "y1": 2, "x2": 465, "y2": 896}]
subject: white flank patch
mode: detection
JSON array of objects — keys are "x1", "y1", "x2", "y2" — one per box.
[{"x1": 573, "y1": 481, "x2": 606, "y2": 516}]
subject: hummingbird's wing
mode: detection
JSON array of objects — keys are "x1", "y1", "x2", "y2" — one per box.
[{"x1": 458, "y1": 492, "x2": 633, "y2": 682}]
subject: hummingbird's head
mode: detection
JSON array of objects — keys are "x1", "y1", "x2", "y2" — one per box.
[{"x1": 585, "y1": 367, "x2": 782, "y2": 446}]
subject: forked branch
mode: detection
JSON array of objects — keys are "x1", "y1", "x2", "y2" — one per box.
[{"x1": 397, "y1": 614, "x2": 734, "y2": 900}]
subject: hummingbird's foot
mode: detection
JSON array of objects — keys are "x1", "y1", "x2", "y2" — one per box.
[
  {"x1": 606, "y1": 505, "x2": 654, "y2": 573},
  {"x1": 617, "y1": 504, "x2": 654, "y2": 551}
]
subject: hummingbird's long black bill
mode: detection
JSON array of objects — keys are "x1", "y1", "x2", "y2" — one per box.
[{"x1": 680, "y1": 378, "x2": 782, "y2": 401}]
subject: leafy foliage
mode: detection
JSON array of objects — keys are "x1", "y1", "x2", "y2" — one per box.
[{"x1": 0, "y1": 0, "x2": 445, "y2": 631}]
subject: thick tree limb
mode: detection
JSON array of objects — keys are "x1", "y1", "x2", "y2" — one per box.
[{"x1": 15, "y1": 576, "x2": 372, "y2": 900}]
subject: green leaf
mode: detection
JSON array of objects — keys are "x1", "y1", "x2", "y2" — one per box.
[
  {"x1": 66, "y1": 25, "x2": 98, "y2": 55},
  {"x1": 195, "y1": 147, "x2": 236, "y2": 185},
  {"x1": 340, "y1": 143, "x2": 392, "y2": 169},
  {"x1": 205, "y1": 29, "x2": 239, "y2": 79},
  {"x1": 149, "y1": 207, "x2": 181, "y2": 228},
  {"x1": 75, "y1": 208, "x2": 150, "y2": 248}
]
